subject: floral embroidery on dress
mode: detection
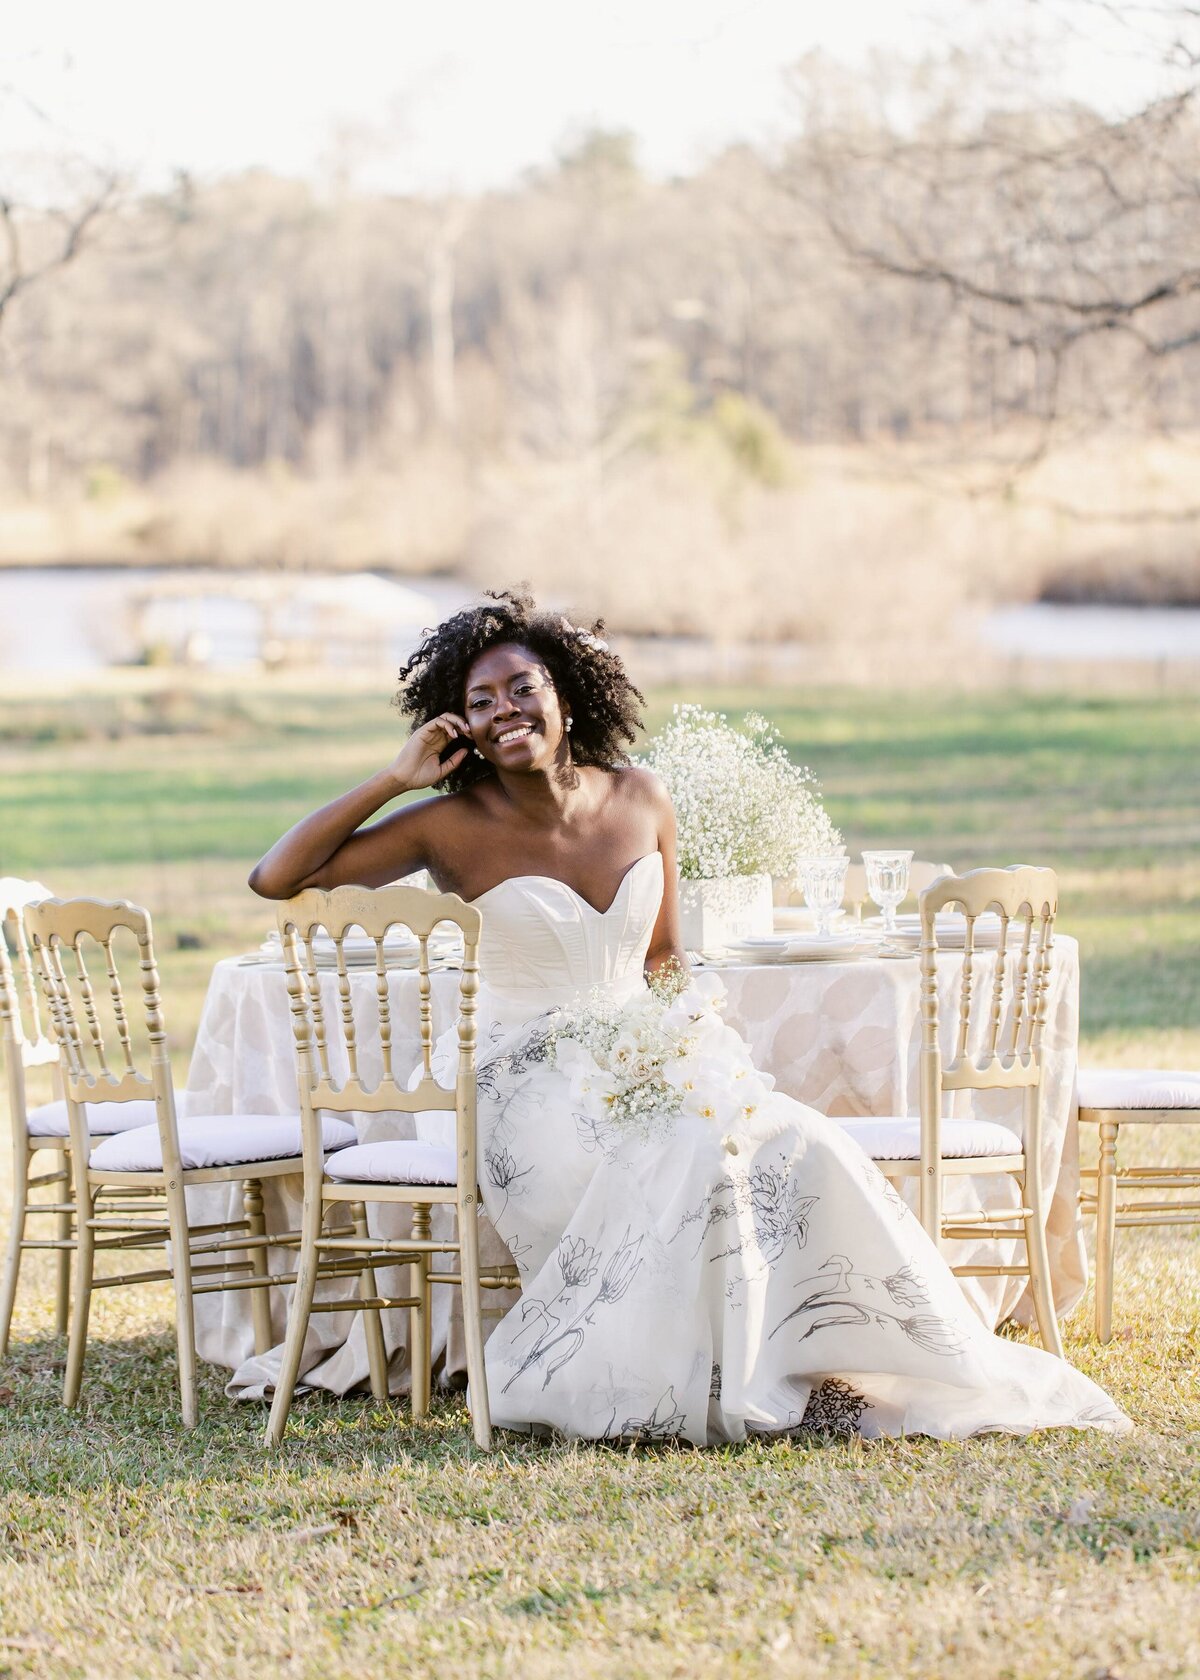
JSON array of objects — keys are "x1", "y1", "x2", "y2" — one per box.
[
  {"x1": 605, "y1": 1385, "x2": 688, "y2": 1442},
  {"x1": 500, "y1": 1227, "x2": 645, "y2": 1394},
  {"x1": 484, "y1": 1144, "x2": 533, "y2": 1215},
  {"x1": 800, "y1": 1379, "x2": 871, "y2": 1437},
  {"x1": 770, "y1": 1254, "x2": 969, "y2": 1357},
  {"x1": 670, "y1": 1156, "x2": 817, "y2": 1267}
]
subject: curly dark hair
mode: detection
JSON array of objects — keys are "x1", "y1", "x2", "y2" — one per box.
[{"x1": 394, "y1": 590, "x2": 646, "y2": 793}]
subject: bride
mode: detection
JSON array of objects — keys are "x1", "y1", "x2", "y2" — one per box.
[{"x1": 249, "y1": 591, "x2": 1128, "y2": 1443}]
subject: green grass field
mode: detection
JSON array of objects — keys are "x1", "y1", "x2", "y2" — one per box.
[{"x1": 1, "y1": 683, "x2": 1198, "y2": 1678}]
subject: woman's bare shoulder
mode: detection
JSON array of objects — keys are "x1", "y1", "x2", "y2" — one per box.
[
  {"x1": 606, "y1": 763, "x2": 672, "y2": 811},
  {"x1": 418, "y1": 782, "x2": 498, "y2": 837}
]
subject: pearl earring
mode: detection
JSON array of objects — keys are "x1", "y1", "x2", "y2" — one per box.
[
  {"x1": 474, "y1": 746, "x2": 485, "y2": 758},
  {"x1": 565, "y1": 717, "x2": 574, "y2": 733}
]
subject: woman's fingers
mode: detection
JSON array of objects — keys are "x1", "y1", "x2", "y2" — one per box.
[
  {"x1": 427, "y1": 712, "x2": 470, "y2": 744},
  {"x1": 436, "y1": 746, "x2": 468, "y2": 780}
]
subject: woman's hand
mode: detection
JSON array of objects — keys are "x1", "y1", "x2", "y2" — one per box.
[{"x1": 390, "y1": 712, "x2": 473, "y2": 791}]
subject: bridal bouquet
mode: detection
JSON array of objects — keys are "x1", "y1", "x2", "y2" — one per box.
[
  {"x1": 639, "y1": 704, "x2": 841, "y2": 879},
  {"x1": 550, "y1": 970, "x2": 773, "y2": 1143}
]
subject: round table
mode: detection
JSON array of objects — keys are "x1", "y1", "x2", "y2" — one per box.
[{"x1": 185, "y1": 940, "x2": 1085, "y2": 1398}]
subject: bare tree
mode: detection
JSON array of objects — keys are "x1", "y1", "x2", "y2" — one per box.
[
  {"x1": 786, "y1": 3, "x2": 1200, "y2": 504},
  {"x1": 0, "y1": 82, "x2": 120, "y2": 335}
]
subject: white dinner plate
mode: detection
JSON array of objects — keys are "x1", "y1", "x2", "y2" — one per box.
[
  {"x1": 257, "y1": 930, "x2": 462, "y2": 969},
  {"x1": 782, "y1": 936, "x2": 871, "y2": 962},
  {"x1": 722, "y1": 936, "x2": 796, "y2": 965},
  {"x1": 724, "y1": 934, "x2": 874, "y2": 964},
  {"x1": 772, "y1": 906, "x2": 849, "y2": 933},
  {"x1": 865, "y1": 912, "x2": 1007, "y2": 949}
]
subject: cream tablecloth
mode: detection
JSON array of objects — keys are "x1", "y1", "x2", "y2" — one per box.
[{"x1": 185, "y1": 940, "x2": 1084, "y2": 1398}]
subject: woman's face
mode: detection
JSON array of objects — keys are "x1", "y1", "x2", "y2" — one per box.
[{"x1": 463, "y1": 642, "x2": 569, "y2": 772}]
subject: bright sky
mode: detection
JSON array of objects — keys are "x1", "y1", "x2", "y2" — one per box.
[{"x1": 2, "y1": 0, "x2": 1183, "y2": 194}]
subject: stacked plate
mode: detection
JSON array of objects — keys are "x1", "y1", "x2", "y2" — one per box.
[
  {"x1": 722, "y1": 933, "x2": 879, "y2": 965},
  {"x1": 865, "y1": 912, "x2": 1009, "y2": 950},
  {"x1": 772, "y1": 906, "x2": 849, "y2": 934},
  {"x1": 258, "y1": 929, "x2": 463, "y2": 970}
]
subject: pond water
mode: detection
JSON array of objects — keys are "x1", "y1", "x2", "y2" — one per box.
[
  {"x1": 0, "y1": 567, "x2": 467, "y2": 674},
  {"x1": 2, "y1": 569, "x2": 1199, "y2": 675},
  {"x1": 979, "y1": 602, "x2": 1200, "y2": 661}
]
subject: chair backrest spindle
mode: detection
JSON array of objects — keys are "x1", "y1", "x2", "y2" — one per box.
[
  {"x1": 920, "y1": 866, "x2": 1059, "y2": 1095},
  {"x1": 915, "y1": 865, "x2": 1058, "y2": 1245},
  {"x1": 27, "y1": 899, "x2": 175, "y2": 1118},
  {"x1": 277, "y1": 885, "x2": 483, "y2": 1132},
  {"x1": 1, "y1": 882, "x2": 55, "y2": 1063}
]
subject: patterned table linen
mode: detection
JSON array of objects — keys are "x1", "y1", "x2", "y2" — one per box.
[{"x1": 184, "y1": 940, "x2": 1083, "y2": 1398}]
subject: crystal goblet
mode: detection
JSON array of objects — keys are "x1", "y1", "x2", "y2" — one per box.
[
  {"x1": 798, "y1": 855, "x2": 849, "y2": 938},
  {"x1": 862, "y1": 849, "x2": 913, "y2": 936}
]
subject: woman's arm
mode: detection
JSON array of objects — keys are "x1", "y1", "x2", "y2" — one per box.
[
  {"x1": 642, "y1": 775, "x2": 688, "y2": 982},
  {"x1": 247, "y1": 711, "x2": 470, "y2": 900}
]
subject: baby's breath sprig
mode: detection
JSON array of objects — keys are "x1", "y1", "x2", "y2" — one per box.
[{"x1": 639, "y1": 704, "x2": 843, "y2": 880}]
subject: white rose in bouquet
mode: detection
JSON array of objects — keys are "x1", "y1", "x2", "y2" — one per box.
[{"x1": 549, "y1": 969, "x2": 773, "y2": 1143}]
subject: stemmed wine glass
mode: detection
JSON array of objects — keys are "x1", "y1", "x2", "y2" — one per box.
[
  {"x1": 798, "y1": 855, "x2": 849, "y2": 938},
  {"x1": 861, "y1": 849, "x2": 913, "y2": 937}
]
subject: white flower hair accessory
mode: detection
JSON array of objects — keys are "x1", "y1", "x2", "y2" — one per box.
[{"x1": 559, "y1": 616, "x2": 609, "y2": 654}]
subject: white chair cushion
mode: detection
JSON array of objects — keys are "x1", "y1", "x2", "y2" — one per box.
[
  {"x1": 89, "y1": 1113, "x2": 355, "y2": 1174},
  {"x1": 324, "y1": 1139, "x2": 458, "y2": 1186},
  {"x1": 838, "y1": 1116, "x2": 1023, "y2": 1160},
  {"x1": 26, "y1": 1092, "x2": 191, "y2": 1138},
  {"x1": 1076, "y1": 1068, "x2": 1200, "y2": 1112}
]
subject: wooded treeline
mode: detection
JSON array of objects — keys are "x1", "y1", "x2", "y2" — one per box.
[{"x1": 3, "y1": 34, "x2": 1199, "y2": 633}]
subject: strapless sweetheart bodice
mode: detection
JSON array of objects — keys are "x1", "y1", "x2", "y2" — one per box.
[{"x1": 471, "y1": 852, "x2": 663, "y2": 1028}]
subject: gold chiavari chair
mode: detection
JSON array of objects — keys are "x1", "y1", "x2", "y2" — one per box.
[
  {"x1": 26, "y1": 896, "x2": 358, "y2": 1425},
  {"x1": 1, "y1": 877, "x2": 65, "y2": 1350},
  {"x1": 2, "y1": 878, "x2": 169, "y2": 1354},
  {"x1": 265, "y1": 883, "x2": 519, "y2": 1451},
  {"x1": 837, "y1": 866, "x2": 1065, "y2": 1357},
  {"x1": 1077, "y1": 1069, "x2": 1200, "y2": 1340}
]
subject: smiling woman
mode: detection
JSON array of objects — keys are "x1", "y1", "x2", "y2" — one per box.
[
  {"x1": 246, "y1": 589, "x2": 683, "y2": 977},
  {"x1": 394, "y1": 590, "x2": 644, "y2": 792}
]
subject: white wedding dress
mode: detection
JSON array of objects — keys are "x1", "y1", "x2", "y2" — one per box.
[{"x1": 422, "y1": 852, "x2": 1129, "y2": 1443}]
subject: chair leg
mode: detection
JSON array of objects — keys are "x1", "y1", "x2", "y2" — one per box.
[
  {"x1": 1094, "y1": 1120, "x2": 1119, "y2": 1344},
  {"x1": 457, "y1": 1192, "x2": 493, "y2": 1451},
  {"x1": 353, "y1": 1201, "x2": 389, "y2": 1402},
  {"x1": 408, "y1": 1204, "x2": 432, "y2": 1420},
  {"x1": 164, "y1": 1178, "x2": 199, "y2": 1429},
  {"x1": 0, "y1": 1157, "x2": 29, "y2": 1358},
  {"x1": 265, "y1": 1191, "x2": 324, "y2": 1447},
  {"x1": 54, "y1": 1164, "x2": 74, "y2": 1336},
  {"x1": 63, "y1": 1185, "x2": 97, "y2": 1410},
  {"x1": 243, "y1": 1179, "x2": 273, "y2": 1358},
  {"x1": 1022, "y1": 1157, "x2": 1064, "y2": 1361}
]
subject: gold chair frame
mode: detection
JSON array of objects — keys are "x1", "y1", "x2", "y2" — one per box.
[
  {"x1": 1, "y1": 880, "x2": 73, "y2": 1353},
  {"x1": 266, "y1": 883, "x2": 518, "y2": 1451},
  {"x1": 869, "y1": 865, "x2": 1064, "y2": 1358},
  {"x1": 25, "y1": 896, "x2": 338, "y2": 1427},
  {"x1": 1079, "y1": 1100, "x2": 1200, "y2": 1342}
]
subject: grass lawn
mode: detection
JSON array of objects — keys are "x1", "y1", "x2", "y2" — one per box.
[{"x1": 1, "y1": 681, "x2": 1198, "y2": 1678}]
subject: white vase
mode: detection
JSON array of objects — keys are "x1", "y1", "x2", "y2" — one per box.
[{"x1": 677, "y1": 873, "x2": 773, "y2": 951}]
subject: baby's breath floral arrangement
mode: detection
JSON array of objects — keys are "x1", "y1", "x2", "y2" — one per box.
[
  {"x1": 639, "y1": 704, "x2": 842, "y2": 880},
  {"x1": 550, "y1": 970, "x2": 773, "y2": 1145}
]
